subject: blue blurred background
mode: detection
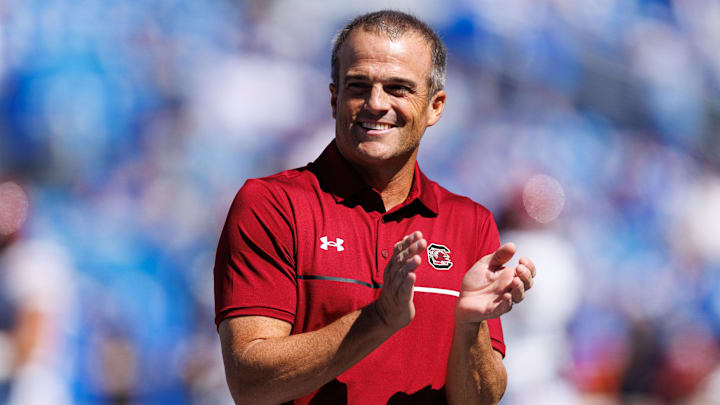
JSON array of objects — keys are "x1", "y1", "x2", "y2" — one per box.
[{"x1": 1, "y1": 0, "x2": 720, "y2": 404}]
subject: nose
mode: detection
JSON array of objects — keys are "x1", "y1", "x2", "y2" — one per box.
[{"x1": 365, "y1": 84, "x2": 390, "y2": 114}]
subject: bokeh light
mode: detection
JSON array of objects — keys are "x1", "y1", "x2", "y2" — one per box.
[
  {"x1": 522, "y1": 174, "x2": 565, "y2": 224},
  {"x1": 0, "y1": 182, "x2": 29, "y2": 236}
]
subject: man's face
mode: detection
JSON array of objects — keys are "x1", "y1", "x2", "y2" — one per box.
[{"x1": 330, "y1": 30, "x2": 445, "y2": 170}]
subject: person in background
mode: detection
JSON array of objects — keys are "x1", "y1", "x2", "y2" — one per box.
[{"x1": 0, "y1": 181, "x2": 74, "y2": 405}]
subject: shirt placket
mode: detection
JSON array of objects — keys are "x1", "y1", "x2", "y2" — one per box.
[{"x1": 373, "y1": 213, "x2": 391, "y2": 287}]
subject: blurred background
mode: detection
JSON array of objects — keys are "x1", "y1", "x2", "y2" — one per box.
[{"x1": 1, "y1": 0, "x2": 720, "y2": 404}]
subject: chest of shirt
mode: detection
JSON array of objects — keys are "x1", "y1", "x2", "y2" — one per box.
[{"x1": 290, "y1": 193, "x2": 479, "y2": 333}]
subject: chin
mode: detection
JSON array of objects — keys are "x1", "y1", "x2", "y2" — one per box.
[
  {"x1": 353, "y1": 142, "x2": 397, "y2": 163},
  {"x1": 336, "y1": 133, "x2": 410, "y2": 167}
]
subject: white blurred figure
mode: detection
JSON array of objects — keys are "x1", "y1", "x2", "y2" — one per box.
[
  {"x1": 0, "y1": 238, "x2": 76, "y2": 405},
  {"x1": 497, "y1": 178, "x2": 583, "y2": 405},
  {"x1": 673, "y1": 173, "x2": 720, "y2": 264},
  {"x1": 672, "y1": 172, "x2": 720, "y2": 404}
]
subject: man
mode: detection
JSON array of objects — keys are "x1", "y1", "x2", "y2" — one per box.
[{"x1": 214, "y1": 10, "x2": 536, "y2": 405}]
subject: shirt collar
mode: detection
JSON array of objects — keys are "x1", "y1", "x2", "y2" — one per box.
[{"x1": 310, "y1": 140, "x2": 439, "y2": 216}]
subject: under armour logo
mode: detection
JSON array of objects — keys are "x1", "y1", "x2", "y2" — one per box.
[{"x1": 320, "y1": 236, "x2": 344, "y2": 251}]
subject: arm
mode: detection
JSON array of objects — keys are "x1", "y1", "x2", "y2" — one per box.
[
  {"x1": 219, "y1": 231, "x2": 428, "y2": 405},
  {"x1": 446, "y1": 244, "x2": 536, "y2": 405},
  {"x1": 219, "y1": 307, "x2": 390, "y2": 405},
  {"x1": 12, "y1": 306, "x2": 46, "y2": 369},
  {"x1": 446, "y1": 322, "x2": 507, "y2": 405}
]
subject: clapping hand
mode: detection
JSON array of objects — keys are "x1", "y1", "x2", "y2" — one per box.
[
  {"x1": 455, "y1": 243, "x2": 536, "y2": 324},
  {"x1": 374, "y1": 231, "x2": 427, "y2": 331}
]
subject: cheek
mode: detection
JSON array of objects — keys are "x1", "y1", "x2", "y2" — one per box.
[
  {"x1": 339, "y1": 99, "x2": 363, "y2": 121},
  {"x1": 402, "y1": 99, "x2": 428, "y2": 124}
]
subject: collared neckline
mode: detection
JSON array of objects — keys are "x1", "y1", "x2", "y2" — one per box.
[{"x1": 310, "y1": 140, "x2": 439, "y2": 216}]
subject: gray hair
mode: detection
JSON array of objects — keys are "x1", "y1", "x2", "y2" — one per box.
[{"x1": 331, "y1": 10, "x2": 447, "y2": 98}]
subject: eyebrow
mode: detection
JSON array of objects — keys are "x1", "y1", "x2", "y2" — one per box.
[{"x1": 344, "y1": 74, "x2": 418, "y2": 90}]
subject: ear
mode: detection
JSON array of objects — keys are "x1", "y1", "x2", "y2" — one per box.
[
  {"x1": 426, "y1": 90, "x2": 446, "y2": 127},
  {"x1": 329, "y1": 83, "x2": 337, "y2": 119}
]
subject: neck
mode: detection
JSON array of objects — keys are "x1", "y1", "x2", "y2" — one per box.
[{"x1": 353, "y1": 150, "x2": 418, "y2": 212}]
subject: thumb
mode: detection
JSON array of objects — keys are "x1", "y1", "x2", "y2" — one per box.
[{"x1": 485, "y1": 243, "x2": 516, "y2": 269}]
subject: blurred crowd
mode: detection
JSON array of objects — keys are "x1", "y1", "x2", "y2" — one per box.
[{"x1": 1, "y1": 0, "x2": 719, "y2": 404}]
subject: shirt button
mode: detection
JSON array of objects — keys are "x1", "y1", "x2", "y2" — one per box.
[{"x1": 381, "y1": 249, "x2": 389, "y2": 258}]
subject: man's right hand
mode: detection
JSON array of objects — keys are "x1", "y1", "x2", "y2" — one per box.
[
  {"x1": 219, "y1": 230, "x2": 429, "y2": 404},
  {"x1": 373, "y1": 231, "x2": 427, "y2": 331}
]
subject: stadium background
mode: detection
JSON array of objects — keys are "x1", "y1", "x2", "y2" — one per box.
[{"x1": 1, "y1": 0, "x2": 720, "y2": 403}]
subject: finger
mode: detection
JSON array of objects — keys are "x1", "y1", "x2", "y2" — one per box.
[
  {"x1": 398, "y1": 255, "x2": 421, "y2": 282},
  {"x1": 393, "y1": 239, "x2": 412, "y2": 265},
  {"x1": 393, "y1": 235, "x2": 410, "y2": 255},
  {"x1": 403, "y1": 271, "x2": 416, "y2": 292},
  {"x1": 389, "y1": 253, "x2": 421, "y2": 292},
  {"x1": 398, "y1": 238, "x2": 427, "y2": 266},
  {"x1": 515, "y1": 264, "x2": 533, "y2": 290},
  {"x1": 394, "y1": 233, "x2": 414, "y2": 253},
  {"x1": 495, "y1": 265, "x2": 515, "y2": 289},
  {"x1": 486, "y1": 243, "x2": 517, "y2": 269},
  {"x1": 503, "y1": 292, "x2": 513, "y2": 313},
  {"x1": 403, "y1": 254, "x2": 422, "y2": 273},
  {"x1": 407, "y1": 238, "x2": 427, "y2": 257},
  {"x1": 396, "y1": 270, "x2": 416, "y2": 301},
  {"x1": 519, "y1": 257, "x2": 536, "y2": 278},
  {"x1": 394, "y1": 231, "x2": 422, "y2": 257},
  {"x1": 510, "y1": 277, "x2": 525, "y2": 303},
  {"x1": 386, "y1": 235, "x2": 426, "y2": 289}
]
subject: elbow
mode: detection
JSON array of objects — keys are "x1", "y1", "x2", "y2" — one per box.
[
  {"x1": 480, "y1": 362, "x2": 507, "y2": 405},
  {"x1": 224, "y1": 355, "x2": 294, "y2": 405},
  {"x1": 453, "y1": 357, "x2": 507, "y2": 405},
  {"x1": 224, "y1": 369, "x2": 250, "y2": 405},
  {"x1": 446, "y1": 367, "x2": 507, "y2": 405},
  {"x1": 218, "y1": 319, "x2": 293, "y2": 405},
  {"x1": 471, "y1": 379, "x2": 505, "y2": 405},
  {"x1": 225, "y1": 371, "x2": 271, "y2": 405},
  {"x1": 480, "y1": 386, "x2": 505, "y2": 405}
]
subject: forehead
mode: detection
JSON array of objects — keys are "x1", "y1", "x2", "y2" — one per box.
[{"x1": 338, "y1": 30, "x2": 432, "y2": 83}]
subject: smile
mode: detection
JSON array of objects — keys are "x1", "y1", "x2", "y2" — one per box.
[{"x1": 358, "y1": 121, "x2": 395, "y2": 131}]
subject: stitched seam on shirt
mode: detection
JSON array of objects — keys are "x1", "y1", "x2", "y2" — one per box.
[{"x1": 297, "y1": 275, "x2": 383, "y2": 289}]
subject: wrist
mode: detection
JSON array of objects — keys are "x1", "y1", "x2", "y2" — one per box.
[
  {"x1": 453, "y1": 301, "x2": 491, "y2": 326},
  {"x1": 452, "y1": 318, "x2": 489, "y2": 347},
  {"x1": 453, "y1": 318, "x2": 481, "y2": 333},
  {"x1": 365, "y1": 300, "x2": 402, "y2": 336}
]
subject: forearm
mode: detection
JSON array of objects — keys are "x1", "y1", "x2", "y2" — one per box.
[
  {"x1": 445, "y1": 321, "x2": 507, "y2": 405},
  {"x1": 12, "y1": 307, "x2": 45, "y2": 367},
  {"x1": 221, "y1": 302, "x2": 394, "y2": 405}
]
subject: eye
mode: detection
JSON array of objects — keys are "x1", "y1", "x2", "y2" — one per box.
[{"x1": 386, "y1": 85, "x2": 410, "y2": 96}]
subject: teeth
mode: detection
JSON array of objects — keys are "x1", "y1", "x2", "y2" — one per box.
[{"x1": 360, "y1": 122, "x2": 392, "y2": 130}]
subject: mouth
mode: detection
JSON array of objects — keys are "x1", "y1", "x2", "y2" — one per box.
[{"x1": 357, "y1": 121, "x2": 396, "y2": 133}]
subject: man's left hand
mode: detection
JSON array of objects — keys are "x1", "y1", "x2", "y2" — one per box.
[{"x1": 454, "y1": 243, "x2": 536, "y2": 324}]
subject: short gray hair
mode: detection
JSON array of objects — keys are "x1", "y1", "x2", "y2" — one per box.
[{"x1": 331, "y1": 10, "x2": 447, "y2": 98}]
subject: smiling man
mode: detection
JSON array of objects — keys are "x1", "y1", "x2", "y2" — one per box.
[{"x1": 214, "y1": 10, "x2": 536, "y2": 405}]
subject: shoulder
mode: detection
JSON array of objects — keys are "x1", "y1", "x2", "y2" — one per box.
[
  {"x1": 231, "y1": 166, "x2": 317, "y2": 210},
  {"x1": 221, "y1": 168, "x2": 317, "y2": 245},
  {"x1": 428, "y1": 179, "x2": 494, "y2": 221},
  {"x1": 237, "y1": 166, "x2": 314, "y2": 198}
]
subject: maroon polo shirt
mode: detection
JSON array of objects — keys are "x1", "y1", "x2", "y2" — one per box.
[{"x1": 214, "y1": 140, "x2": 505, "y2": 405}]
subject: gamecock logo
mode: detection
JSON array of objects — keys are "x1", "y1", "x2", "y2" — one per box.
[{"x1": 427, "y1": 243, "x2": 453, "y2": 270}]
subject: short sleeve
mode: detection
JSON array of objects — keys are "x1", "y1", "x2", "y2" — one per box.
[
  {"x1": 213, "y1": 179, "x2": 297, "y2": 328},
  {"x1": 477, "y1": 209, "x2": 501, "y2": 258},
  {"x1": 476, "y1": 209, "x2": 506, "y2": 357}
]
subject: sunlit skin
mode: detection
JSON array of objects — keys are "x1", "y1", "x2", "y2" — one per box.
[{"x1": 330, "y1": 30, "x2": 446, "y2": 191}]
